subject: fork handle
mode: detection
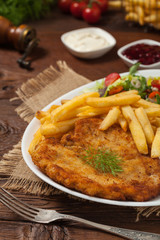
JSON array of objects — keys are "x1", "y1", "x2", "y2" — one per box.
[{"x1": 60, "y1": 213, "x2": 160, "y2": 240}]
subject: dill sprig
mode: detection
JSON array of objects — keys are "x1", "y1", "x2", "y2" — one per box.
[{"x1": 81, "y1": 147, "x2": 123, "y2": 176}]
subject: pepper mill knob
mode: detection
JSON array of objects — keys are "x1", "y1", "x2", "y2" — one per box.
[{"x1": 0, "y1": 16, "x2": 39, "y2": 69}]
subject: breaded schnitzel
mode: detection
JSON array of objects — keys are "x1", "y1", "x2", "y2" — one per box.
[{"x1": 30, "y1": 118, "x2": 160, "y2": 202}]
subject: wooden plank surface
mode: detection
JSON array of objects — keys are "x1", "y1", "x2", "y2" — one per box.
[{"x1": 0, "y1": 6, "x2": 160, "y2": 240}]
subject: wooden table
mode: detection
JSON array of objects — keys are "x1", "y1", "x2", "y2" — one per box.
[{"x1": 0, "y1": 7, "x2": 160, "y2": 240}]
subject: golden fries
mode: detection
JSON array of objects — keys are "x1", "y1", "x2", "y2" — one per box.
[
  {"x1": 35, "y1": 110, "x2": 48, "y2": 120},
  {"x1": 155, "y1": 117, "x2": 160, "y2": 127},
  {"x1": 121, "y1": 106, "x2": 148, "y2": 154},
  {"x1": 145, "y1": 108, "x2": 160, "y2": 117},
  {"x1": 77, "y1": 106, "x2": 110, "y2": 117},
  {"x1": 118, "y1": 114, "x2": 128, "y2": 132},
  {"x1": 51, "y1": 92, "x2": 99, "y2": 122},
  {"x1": 36, "y1": 105, "x2": 59, "y2": 119},
  {"x1": 151, "y1": 127, "x2": 160, "y2": 158},
  {"x1": 32, "y1": 89, "x2": 160, "y2": 158},
  {"x1": 132, "y1": 98, "x2": 160, "y2": 109},
  {"x1": 61, "y1": 99, "x2": 69, "y2": 105},
  {"x1": 86, "y1": 94, "x2": 140, "y2": 108},
  {"x1": 110, "y1": 0, "x2": 160, "y2": 29},
  {"x1": 99, "y1": 107, "x2": 121, "y2": 130},
  {"x1": 28, "y1": 128, "x2": 43, "y2": 154},
  {"x1": 135, "y1": 107, "x2": 154, "y2": 146},
  {"x1": 39, "y1": 115, "x2": 51, "y2": 124},
  {"x1": 35, "y1": 105, "x2": 59, "y2": 123},
  {"x1": 40, "y1": 118, "x2": 78, "y2": 137},
  {"x1": 108, "y1": 0, "x2": 125, "y2": 9}
]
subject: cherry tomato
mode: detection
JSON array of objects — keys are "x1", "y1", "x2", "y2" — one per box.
[
  {"x1": 104, "y1": 73, "x2": 121, "y2": 87},
  {"x1": 151, "y1": 80, "x2": 160, "y2": 91},
  {"x1": 70, "y1": 1, "x2": 87, "y2": 18},
  {"x1": 82, "y1": 6, "x2": 101, "y2": 24},
  {"x1": 92, "y1": 0, "x2": 108, "y2": 13},
  {"x1": 58, "y1": 0, "x2": 72, "y2": 13}
]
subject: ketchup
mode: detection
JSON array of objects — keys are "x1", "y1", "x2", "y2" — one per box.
[{"x1": 122, "y1": 43, "x2": 160, "y2": 65}]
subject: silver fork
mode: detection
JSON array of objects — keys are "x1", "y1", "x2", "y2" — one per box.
[{"x1": 0, "y1": 187, "x2": 160, "y2": 240}]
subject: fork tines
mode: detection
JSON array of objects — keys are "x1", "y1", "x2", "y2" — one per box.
[{"x1": 0, "y1": 187, "x2": 38, "y2": 221}]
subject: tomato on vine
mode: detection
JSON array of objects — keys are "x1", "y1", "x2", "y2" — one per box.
[
  {"x1": 82, "y1": 5, "x2": 101, "y2": 24},
  {"x1": 58, "y1": 0, "x2": 72, "y2": 13},
  {"x1": 92, "y1": 0, "x2": 108, "y2": 14},
  {"x1": 70, "y1": 1, "x2": 87, "y2": 18}
]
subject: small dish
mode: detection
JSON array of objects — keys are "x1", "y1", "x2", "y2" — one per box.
[
  {"x1": 61, "y1": 27, "x2": 116, "y2": 59},
  {"x1": 117, "y1": 39, "x2": 160, "y2": 69}
]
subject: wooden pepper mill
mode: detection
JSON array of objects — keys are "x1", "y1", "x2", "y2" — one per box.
[{"x1": 0, "y1": 16, "x2": 39, "y2": 69}]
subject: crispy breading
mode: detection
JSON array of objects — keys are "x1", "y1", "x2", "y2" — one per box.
[{"x1": 30, "y1": 118, "x2": 160, "y2": 202}]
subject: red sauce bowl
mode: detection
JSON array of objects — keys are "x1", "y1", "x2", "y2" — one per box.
[{"x1": 117, "y1": 39, "x2": 160, "y2": 69}]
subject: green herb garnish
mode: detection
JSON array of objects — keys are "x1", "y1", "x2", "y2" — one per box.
[
  {"x1": 0, "y1": 0, "x2": 55, "y2": 26},
  {"x1": 129, "y1": 62, "x2": 141, "y2": 75},
  {"x1": 81, "y1": 147, "x2": 123, "y2": 176}
]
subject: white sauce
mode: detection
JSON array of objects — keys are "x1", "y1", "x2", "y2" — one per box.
[{"x1": 64, "y1": 32, "x2": 109, "y2": 52}]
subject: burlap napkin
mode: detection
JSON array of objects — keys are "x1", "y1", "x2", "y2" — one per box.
[
  {"x1": 0, "y1": 61, "x2": 160, "y2": 220},
  {"x1": 0, "y1": 61, "x2": 90, "y2": 195}
]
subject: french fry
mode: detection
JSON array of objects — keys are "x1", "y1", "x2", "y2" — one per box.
[
  {"x1": 121, "y1": 106, "x2": 148, "y2": 154},
  {"x1": 149, "y1": 117, "x2": 157, "y2": 126},
  {"x1": 77, "y1": 106, "x2": 110, "y2": 117},
  {"x1": 40, "y1": 118, "x2": 78, "y2": 137},
  {"x1": 48, "y1": 105, "x2": 59, "y2": 113},
  {"x1": 108, "y1": 0, "x2": 125, "y2": 10},
  {"x1": 51, "y1": 92, "x2": 99, "y2": 123},
  {"x1": 37, "y1": 105, "x2": 59, "y2": 124},
  {"x1": 156, "y1": 117, "x2": 160, "y2": 127},
  {"x1": 61, "y1": 99, "x2": 69, "y2": 105},
  {"x1": 36, "y1": 110, "x2": 48, "y2": 120},
  {"x1": 132, "y1": 98, "x2": 160, "y2": 109},
  {"x1": 152, "y1": 125, "x2": 157, "y2": 134},
  {"x1": 118, "y1": 114, "x2": 128, "y2": 132},
  {"x1": 145, "y1": 108, "x2": 160, "y2": 117},
  {"x1": 57, "y1": 105, "x2": 99, "y2": 120},
  {"x1": 40, "y1": 114, "x2": 51, "y2": 124},
  {"x1": 152, "y1": 22, "x2": 160, "y2": 30},
  {"x1": 125, "y1": 4, "x2": 136, "y2": 13},
  {"x1": 99, "y1": 107, "x2": 121, "y2": 130},
  {"x1": 145, "y1": 13, "x2": 160, "y2": 23},
  {"x1": 125, "y1": 12, "x2": 139, "y2": 22},
  {"x1": 135, "y1": 107, "x2": 154, "y2": 146},
  {"x1": 127, "y1": 0, "x2": 145, "y2": 8},
  {"x1": 53, "y1": 107, "x2": 80, "y2": 121},
  {"x1": 36, "y1": 105, "x2": 59, "y2": 120},
  {"x1": 151, "y1": 127, "x2": 160, "y2": 158},
  {"x1": 28, "y1": 128, "x2": 43, "y2": 154},
  {"x1": 124, "y1": 0, "x2": 160, "y2": 29},
  {"x1": 33, "y1": 88, "x2": 160, "y2": 157},
  {"x1": 86, "y1": 94, "x2": 140, "y2": 108},
  {"x1": 136, "y1": 6, "x2": 144, "y2": 25},
  {"x1": 77, "y1": 105, "x2": 94, "y2": 113},
  {"x1": 145, "y1": 0, "x2": 160, "y2": 9}
]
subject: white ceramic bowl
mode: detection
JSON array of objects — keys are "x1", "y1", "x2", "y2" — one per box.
[
  {"x1": 61, "y1": 27, "x2": 116, "y2": 59},
  {"x1": 117, "y1": 39, "x2": 160, "y2": 69}
]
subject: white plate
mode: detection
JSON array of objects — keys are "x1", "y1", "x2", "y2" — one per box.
[
  {"x1": 61, "y1": 27, "x2": 116, "y2": 59},
  {"x1": 22, "y1": 69, "x2": 160, "y2": 207},
  {"x1": 117, "y1": 39, "x2": 160, "y2": 69}
]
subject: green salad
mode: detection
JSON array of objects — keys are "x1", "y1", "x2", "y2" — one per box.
[{"x1": 89, "y1": 63, "x2": 160, "y2": 104}]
